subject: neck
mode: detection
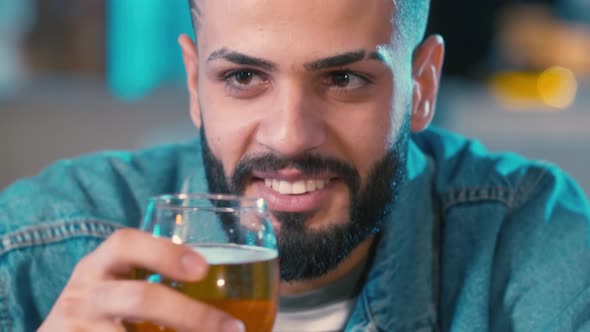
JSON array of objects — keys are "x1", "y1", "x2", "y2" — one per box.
[{"x1": 279, "y1": 236, "x2": 375, "y2": 295}]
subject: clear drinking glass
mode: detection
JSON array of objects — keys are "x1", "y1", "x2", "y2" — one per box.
[{"x1": 127, "y1": 194, "x2": 279, "y2": 332}]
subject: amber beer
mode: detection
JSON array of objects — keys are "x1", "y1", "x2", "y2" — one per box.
[{"x1": 128, "y1": 244, "x2": 279, "y2": 332}]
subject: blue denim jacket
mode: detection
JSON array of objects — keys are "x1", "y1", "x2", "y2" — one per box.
[{"x1": 1, "y1": 127, "x2": 589, "y2": 332}]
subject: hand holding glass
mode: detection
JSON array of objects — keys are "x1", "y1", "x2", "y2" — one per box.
[{"x1": 127, "y1": 194, "x2": 279, "y2": 332}]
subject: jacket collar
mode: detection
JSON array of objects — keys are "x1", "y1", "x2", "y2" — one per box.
[{"x1": 347, "y1": 139, "x2": 440, "y2": 331}]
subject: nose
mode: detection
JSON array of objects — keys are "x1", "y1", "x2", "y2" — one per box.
[{"x1": 256, "y1": 82, "x2": 326, "y2": 158}]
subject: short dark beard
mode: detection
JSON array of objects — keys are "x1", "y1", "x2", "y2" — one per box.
[{"x1": 199, "y1": 119, "x2": 409, "y2": 281}]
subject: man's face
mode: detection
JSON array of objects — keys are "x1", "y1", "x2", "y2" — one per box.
[{"x1": 187, "y1": 0, "x2": 422, "y2": 281}]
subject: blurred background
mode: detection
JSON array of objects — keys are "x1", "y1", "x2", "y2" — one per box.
[{"x1": 0, "y1": 0, "x2": 589, "y2": 195}]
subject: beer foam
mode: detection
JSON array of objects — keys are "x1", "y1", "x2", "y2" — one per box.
[{"x1": 192, "y1": 244, "x2": 278, "y2": 265}]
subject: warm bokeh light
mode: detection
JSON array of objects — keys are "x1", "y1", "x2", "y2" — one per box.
[
  {"x1": 537, "y1": 66, "x2": 577, "y2": 109},
  {"x1": 489, "y1": 66, "x2": 578, "y2": 111}
]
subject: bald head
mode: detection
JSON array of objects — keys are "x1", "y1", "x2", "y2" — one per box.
[{"x1": 188, "y1": 0, "x2": 430, "y2": 51}]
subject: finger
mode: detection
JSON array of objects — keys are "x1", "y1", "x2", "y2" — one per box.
[
  {"x1": 92, "y1": 280, "x2": 245, "y2": 332},
  {"x1": 76, "y1": 228, "x2": 207, "y2": 282},
  {"x1": 38, "y1": 316, "x2": 124, "y2": 332},
  {"x1": 68, "y1": 321, "x2": 125, "y2": 332}
]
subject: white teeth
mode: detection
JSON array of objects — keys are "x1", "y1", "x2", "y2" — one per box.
[
  {"x1": 263, "y1": 179, "x2": 328, "y2": 195},
  {"x1": 306, "y1": 180, "x2": 316, "y2": 192},
  {"x1": 292, "y1": 181, "x2": 307, "y2": 194},
  {"x1": 278, "y1": 181, "x2": 292, "y2": 194},
  {"x1": 272, "y1": 179, "x2": 280, "y2": 191}
]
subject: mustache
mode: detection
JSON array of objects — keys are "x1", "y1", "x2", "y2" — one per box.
[{"x1": 229, "y1": 153, "x2": 361, "y2": 195}]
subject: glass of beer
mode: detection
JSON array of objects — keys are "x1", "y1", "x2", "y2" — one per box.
[{"x1": 128, "y1": 194, "x2": 279, "y2": 332}]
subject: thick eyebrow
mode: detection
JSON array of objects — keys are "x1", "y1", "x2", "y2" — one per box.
[
  {"x1": 207, "y1": 48, "x2": 276, "y2": 71},
  {"x1": 304, "y1": 50, "x2": 384, "y2": 71}
]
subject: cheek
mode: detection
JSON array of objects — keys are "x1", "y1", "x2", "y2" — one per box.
[
  {"x1": 326, "y1": 104, "x2": 396, "y2": 182},
  {"x1": 204, "y1": 121, "x2": 256, "y2": 175},
  {"x1": 199, "y1": 81, "x2": 280, "y2": 175},
  {"x1": 200, "y1": 93, "x2": 260, "y2": 175}
]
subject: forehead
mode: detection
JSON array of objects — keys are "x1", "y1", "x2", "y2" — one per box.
[{"x1": 196, "y1": 0, "x2": 397, "y2": 62}]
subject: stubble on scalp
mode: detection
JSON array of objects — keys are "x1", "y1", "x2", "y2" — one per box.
[
  {"x1": 188, "y1": 0, "x2": 202, "y2": 34},
  {"x1": 187, "y1": 0, "x2": 430, "y2": 51}
]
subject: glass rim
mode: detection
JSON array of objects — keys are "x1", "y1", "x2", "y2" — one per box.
[{"x1": 148, "y1": 193, "x2": 266, "y2": 212}]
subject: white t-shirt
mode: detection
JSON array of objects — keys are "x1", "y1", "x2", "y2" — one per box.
[
  {"x1": 273, "y1": 297, "x2": 357, "y2": 332},
  {"x1": 273, "y1": 259, "x2": 368, "y2": 332}
]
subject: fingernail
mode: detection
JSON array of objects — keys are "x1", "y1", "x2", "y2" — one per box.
[
  {"x1": 222, "y1": 319, "x2": 245, "y2": 332},
  {"x1": 181, "y1": 253, "x2": 204, "y2": 277}
]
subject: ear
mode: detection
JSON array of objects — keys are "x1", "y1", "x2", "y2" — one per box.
[
  {"x1": 179, "y1": 34, "x2": 201, "y2": 128},
  {"x1": 410, "y1": 35, "x2": 445, "y2": 132}
]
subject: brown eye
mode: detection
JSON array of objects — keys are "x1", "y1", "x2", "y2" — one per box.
[
  {"x1": 222, "y1": 69, "x2": 270, "y2": 98},
  {"x1": 324, "y1": 71, "x2": 369, "y2": 90},
  {"x1": 331, "y1": 72, "x2": 351, "y2": 87},
  {"x1": 234, "y1": 71, "x2": 254, "y2": 85},
  {"x1": 320, "y1": 70, "x2": 374, "y2": 100},
  {"x1": 225, "y1": 70, "x2": 266, "y2": 87}
]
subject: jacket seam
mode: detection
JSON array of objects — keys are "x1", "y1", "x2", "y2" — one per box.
[
  {"x1": 0, "y1": 219, "x2": 124, "y2": 258},
  {"x1": 0, "y1": 268, "x2": 10, "y2": 332},
  {"x1": 510, "y1": 165, "x2": 550, "y2": 209},
  {"x1": 361, "y1": 290, "x2": 378, "y2": 331},
  {"x1": 441, "y1": 186, "x2": 515, "y2": 212}
]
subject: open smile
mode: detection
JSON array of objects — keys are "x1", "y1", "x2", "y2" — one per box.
[{"x1": 251, "y1": 170, "x2": 338, "y2": 213}]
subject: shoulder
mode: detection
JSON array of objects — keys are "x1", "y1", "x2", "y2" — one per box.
[
  {"x1": 421, "y1": 128, "x2": 590, "y2": 330},
  {"x1": 0, "y1": 140, "x2": 203, "y2": 236},
  {"x1": 0, "y1": 141, "x2": 205, "y2": 330},
  {"x1": 417, "y1": 127, "x2": 590, "y2": 265},
  {"x1": 489, "y1": 162, "x2": 590, "y2": 331},
  {"x1": 412, "y1": 126, "x2": 574, "y2": 209}
]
